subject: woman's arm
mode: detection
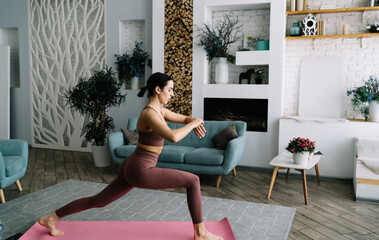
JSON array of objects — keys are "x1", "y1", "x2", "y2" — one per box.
[
  {"x1": 142, "y1": 109, "x2": 204, "y2": 143},
  {"x1": 161, "y1": 107, "x2": 192, "y2": 124},
  {"x1": 161, "y1": 108, "x2": 206, "y2": 138}
]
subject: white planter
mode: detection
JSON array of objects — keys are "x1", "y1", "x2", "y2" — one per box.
[
  {"x1": 369, "y1": 101, "x2": 379, "y2": 122},
  {"x1": 293, "y1": 152, "x2": 309, "y2": 165},
  {"x1": 91, "y1": 145, "x2": 111, "y2": 167},
  {"x1": 215, "y1": 57, "x2": 229, "y2": 84},
  {"x1": 131, "y1": 76, "x2": 139, "y2": 90}
]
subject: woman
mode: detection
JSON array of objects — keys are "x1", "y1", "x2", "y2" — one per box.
[{"x1": 38, "y1": 72, "x2": 223, "y2": 240}]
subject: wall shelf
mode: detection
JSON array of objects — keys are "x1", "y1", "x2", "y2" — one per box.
[
  {"x1": 235, "y1": 51, "x2": 269, "y2": 65},
  {"x1": 286, "y1": 6, "x2": 379, "y2": 15},
  {"x1": 204, "y1": 84, "x2": 269, "y2": 99},
  {"x1": 285, "y1": 32, "x2": 379, "y2": 39}
]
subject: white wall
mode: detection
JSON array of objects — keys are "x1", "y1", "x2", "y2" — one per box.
[
  {"x1": 106, "y1": 0, "x2": 152, "y2": 130},
  {"x1": 0, "y1": 46, "x2": 10, "y2": 139},
  {"x1": 284, "y1": 0, "x2": 379, "y2": 119},
  {"x1": 0, "y1": 0, "x2": 31, "y2": 143}
]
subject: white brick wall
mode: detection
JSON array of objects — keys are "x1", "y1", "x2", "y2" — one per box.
[
  {"x1": 285, "y1": 0, "x2": 379, "y2": 119},
  {"x1": 119, "y1": 20, "x2": 145, "y2": 54}
]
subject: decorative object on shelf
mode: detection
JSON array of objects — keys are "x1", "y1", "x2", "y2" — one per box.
[
  {"x1": 290, "y1": 22, "x2": 302, "y2": 36},
  {"x1": 195, "y1": 14, "x2": 242, "y2": 84},
  {"x1": 347, "y1": 75, "x2": 379, "y2": 121},
  {"x1": 246, "y1": 36, "x2": 253, "y2": 50},
  {"x1": 286, "y1": 137, "x2": 316, "y2": 165},
  {"x1": 195, "y1": 14, "x2": 242, "y2": 64},
  {"x1": 342, "y1": 24, "x2": 349, "y2": 34},
  {"x1": 239, "y1": 68, "x2": 255, "y2": 84},
  {"x1": 367, "y1": 22, "x2": 379, "y2": 33},
  {"x1": 254, "y1": 67, "x2": 264, "y2": 84},
  {"x1": 64, "y1": 66, "x2": 126, "y2": 167},
  {"x1": 215, "y1": 57, "x2": 229, "y2": 84},
  {"x1": 303, "y1": 13, "x2": 317, "y2": 36},
  {"x1": 369, "y1": 0, "x2": 375, "y2": 7},
  {"x1": 254, "y1": 36, "x2": 269, "y2": 51},
  {"x1": 115, "y1": 41, "x2": 151, "y2": 90}
]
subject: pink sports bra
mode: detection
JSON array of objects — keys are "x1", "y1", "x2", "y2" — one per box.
[{"x1": 137, "y1": 106, "x2": 165, "y2": 147}]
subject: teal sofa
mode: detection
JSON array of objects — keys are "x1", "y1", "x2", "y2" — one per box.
[{"x1": 108, "y1": 118, "x2": 247, "y2": 187}]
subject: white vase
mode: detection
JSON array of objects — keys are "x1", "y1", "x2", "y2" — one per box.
[
  {"x1": 91, "y1": 145, "x2": 111, "y2": 167},
  {"x1": 131, "y1": 76, "x2": 139, "y2": 90},
  {"x1": 215, "y1": 57, "x2": 229, "y2": 84},
  {"x1": 293, "y1": 152, "x2": 309, "y2": 165},
  {"x1": 369, "y1": 101, "x2": 379, "y2": 122}
]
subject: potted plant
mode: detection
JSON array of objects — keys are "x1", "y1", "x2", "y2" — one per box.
[
  {"x1": 286, "y1": 137, "x2": 316, "y2": 165},
  {"x1": 254, "y1": 67, "x2": 264, "y2": 84},
  {"x1": 115, "y1": 41, "x2": 151, "y2": 90},
  {"x1": 347, "y1": 75, "x2": 379, "y2": 121},
  {"x1": 253, "y1": 35, "x2": 269, "y2": 51},
  {"x1": 195, "y1": 14, "x2": 242, "y2": 84},
  {"x1": 65, "y1": 66, "x2": 126, "y2": 167}
]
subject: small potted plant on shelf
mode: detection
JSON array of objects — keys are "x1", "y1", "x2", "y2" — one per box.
[
  {"x1": 286, "y1": 137, "x2": 316, "y2": 165},
  {"x1": 254, "y1": 67, "x2": 264, "y2": 84},
  {"x1": 64, "y1": 66, "x2": 126, "y2": 167},
  {"x1": 115, "y1": 41, "x2": 151, "y2": 90},
  {"x1": 347, "y1": 75, "x2": 379, "y2": 121},
  {"x1": 254, "y1": 35, "x2": 269, "y2": 51},
  {"x1": 195, "y1": 14, "x2": 242, "y2": 84}
]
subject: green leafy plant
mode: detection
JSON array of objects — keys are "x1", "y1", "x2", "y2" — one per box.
[
  {"x1": 254, "y1": 67, "x2": 263, "y2": 79},
  {"x1": 346, "y1": 75, "x2": 379, "y2": 120},
  {"x1": 64, "y1": 66, "x2": 126, "y2": 146},
  {"x1": 115, "y1": 41, "x2": 151, "y2": 82},
  {"x1": 195, "y1": 14, "x2": 242, "y2": 63},
  {"x1": 253, "y1": 35, "x2": 267, "y2": 42},
  {"x1": 286, "y1": 137, "x2": 316, "y2": 153}
]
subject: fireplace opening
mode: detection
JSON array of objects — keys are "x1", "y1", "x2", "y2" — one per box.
[{"x1": 204, "y1": 98, "x2": 268, "y2": 132}]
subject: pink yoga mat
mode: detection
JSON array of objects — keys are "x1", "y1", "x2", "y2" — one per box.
[{"x1": 20, "y1": 218, "x2": 235, "y2": 240}]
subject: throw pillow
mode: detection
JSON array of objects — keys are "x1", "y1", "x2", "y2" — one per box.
[
  {"x1": 120, "y1": 128, "x2": 139, "y2": 145},
  {"x1": 212, "y1": 125, "x2": 238, "y2": 150}
]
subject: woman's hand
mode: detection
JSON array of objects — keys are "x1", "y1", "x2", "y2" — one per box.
[{"x1": 190, "y1": 118, "x2": 206, "y2": 138}]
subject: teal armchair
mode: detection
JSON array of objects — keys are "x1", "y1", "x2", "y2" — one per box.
[{"x1": 0, "y1": 139, "x2": 28, "y2": 203}]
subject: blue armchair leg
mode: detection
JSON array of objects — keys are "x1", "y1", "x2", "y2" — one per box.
[
  {"x1": 216, "y1": 175, "x2": 222, "y2": 188},
  {"x1": 15, "y1": 180, "x2": 22, "y2": 191}
]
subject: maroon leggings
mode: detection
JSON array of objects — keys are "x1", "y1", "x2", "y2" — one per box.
[{"x1": 55, "y1": 147, "x2": 203, "y2": 224}]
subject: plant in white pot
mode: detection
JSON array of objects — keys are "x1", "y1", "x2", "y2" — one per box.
[
  {"x1": 195, "y1": 14, "x2": 242, "y2": 84},
  {"x1": 115, "y1": 41, "x2": 151, "y2": 90},
  {"x1": 65, "y1": 66, "x2": 126, "y2": 167},
  {"x1": 286, "y1": 137, "x2": 316, "y2": 165},
  {"x1": 347, "y1": 75, "x2": 379, "y2": 121}
]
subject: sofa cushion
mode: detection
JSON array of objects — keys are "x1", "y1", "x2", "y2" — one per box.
[
  {"x1": 159, "y1": 145, "x2": 196, "y2": 163},
  {"x1": 4, "y1": 156, "x2": 24, "y2": 177},
  {"x1": 212, "y1": 125, "x2": 238, "y2": 149},
  {"x1": 115, "y1": 145, "x2": 137, "y2": 158},
  {"x1": 120, "y1": 128, "x2": 138, "y2": 145},
  {"x1": 184, "y1": 148, "x2": 224, "y2": 166}
]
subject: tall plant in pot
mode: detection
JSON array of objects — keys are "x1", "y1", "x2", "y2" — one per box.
[
  {"x1": 65, "y1": 66, "x2": 126, "y2": 167},
  {"x1": 115, "y1": 41, "x2": 151, "y2": 90},
  {"x1": 195, "y1": 14, "x2": 242, "y2": 84}
]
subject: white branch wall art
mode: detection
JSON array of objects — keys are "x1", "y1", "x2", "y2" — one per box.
[{"x1": 29, "y1": 0, "x2": 105, "y2": 151}]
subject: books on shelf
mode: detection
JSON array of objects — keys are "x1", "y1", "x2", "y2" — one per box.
[
  {"x1": 290, "y1": 0, "x2": 308, "y2": 11},
  {"x1": 316, "y1": 20, "x2": 325, "y2": 35}
]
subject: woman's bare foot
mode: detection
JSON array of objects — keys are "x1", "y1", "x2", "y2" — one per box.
[
  {"x1": 38, "y1": 212, "x2": 64, "y2": 237},
  {"x1": 194, "y1": 222, "x2": 224, "y2": 240}
]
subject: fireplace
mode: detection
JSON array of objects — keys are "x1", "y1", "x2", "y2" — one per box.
[{"x1": 204, "y1": 98, "x2": 268, "y2": 132}]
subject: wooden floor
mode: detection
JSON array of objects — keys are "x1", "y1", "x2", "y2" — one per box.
[{"x1": 3, "y1": 148, "x2": 379, "y2": 239}]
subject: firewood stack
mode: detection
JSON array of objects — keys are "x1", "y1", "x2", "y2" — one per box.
[{"x1": 164, "y1": 0, "x2": 193, "y2": 115}]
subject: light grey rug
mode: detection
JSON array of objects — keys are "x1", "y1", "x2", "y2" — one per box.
[{"x1": 0, "y1": 180, "x2": 295, "y2": 239}]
